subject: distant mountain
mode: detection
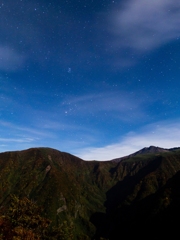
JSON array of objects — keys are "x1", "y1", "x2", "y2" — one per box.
[
  {"x1": 130, "y1": 145, "x2": 169, "y2": 155},
  {"x1": 112, "y1": 145, "x2": 170, "y2": 162},
  {"x1": 0, "y1": 146, "x2": 180, "y2": 239}
]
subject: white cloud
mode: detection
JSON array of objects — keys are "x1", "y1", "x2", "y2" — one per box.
[
  {"x1": 107, "y1": 0, "x2": 180, "y2": 65},
  {"x1": 0, "y1": 137, "x2": 34, "y2": 143},
  {"x1": 76, "y1": 120, "x2": 180, "y2": 161}
]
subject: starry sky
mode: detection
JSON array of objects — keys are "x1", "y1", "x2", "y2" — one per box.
[{"x1": 1, "y1": 0, "x2": 180, "y2": 160}]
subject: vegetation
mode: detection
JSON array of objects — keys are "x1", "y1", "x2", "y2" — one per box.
[
  {"x1": 0, "y1": 147, "x2": 180, "y2": 239},
  {"x1": 0, "y1": 194, "x2": 50, "y2": 239},
  {"x1": 0, "y1": 195, "x2": 76, "y2": 239}
]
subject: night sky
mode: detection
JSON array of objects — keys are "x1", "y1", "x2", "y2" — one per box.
[{"x1": 1, "y1": 0, "x2": 180, "y2": 160}]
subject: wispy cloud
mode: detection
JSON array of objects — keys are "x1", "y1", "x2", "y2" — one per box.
[
  {"x1": 106, "y1": 0, "x2": 180, "y2": 66},
  {"x1": 0, "y1": 114, "x2": 100, "y2": 154},
  {"x1": 0, "y1": 137, "x2": 34, "y2": 143},
  {"x1": 0, "y1": 87, "x2": 175, "y2": 157},
  {"x1": 0, "y1": 120, "x2": 51, "y2": 152},
  {"x1": 0, "y1": 120, "x2": 55, "y2": 138},
  {"x1": 0, "y1": 46, "x2": 26, "y2": 71},
  {"x1": 61, "y1": 91, "x2": 152, "y2": 122},
  {"x1": 76, "y1": 120, "x2": 180, "y2": 160}
]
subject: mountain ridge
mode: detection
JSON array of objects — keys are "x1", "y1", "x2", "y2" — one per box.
[
  {"x1": 1, "y1": 145, "x2": 179, "y2": 162},
  {"x1": 0, "y1": 146, "x2": 180, "y2": 239},
  {"x1": 112, "y1": 145, "x2": 179, "y2": 163}
]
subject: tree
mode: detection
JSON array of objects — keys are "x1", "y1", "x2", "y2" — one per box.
[{"x1": 0, "y1": 195, "x2": 50, "y2": 239}]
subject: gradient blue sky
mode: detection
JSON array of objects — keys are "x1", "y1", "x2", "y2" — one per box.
[{"x1": 0, "y1": 0, "x2": 180, "y2": 160}]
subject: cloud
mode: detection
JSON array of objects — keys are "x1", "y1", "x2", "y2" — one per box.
[
  {"x1": 76, "y1": 120, "x2": 180, "y2": 160},
  {"x1": 61, "y1": 91, "x2": 151, "y2": 122},
  {"x1": 0, "y1": 115, "x2": 99, "y2": 154},
  {"x1": 0, "y1": 46, "x2": 25, "y2": 71},
  {"x1": 0, "y1": 137, "x2": 34, "y2": 143},
  {"x1": 0, "y1": 119, "x2": 56, "y2": 153},
  {"x1": 0, "y1": 120, "x2": 55, "y2": 138},
  {"x1": 106, "y1": 0, "x2": 180, "y2": 65}
]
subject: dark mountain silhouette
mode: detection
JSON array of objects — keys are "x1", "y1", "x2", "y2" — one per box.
[{"x1": 0, "y1": 146, "x2": 180, "y2": 239}]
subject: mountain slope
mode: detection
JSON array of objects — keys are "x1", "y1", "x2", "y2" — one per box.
[
  {"x1": 0, "y1": 147, "x2": 180, "y2": 239},
  {"x1": 93, "y1": 149, "x2": 180, "y2": 239},
  {"x1": 0, "y1": 148, "x2": 116, "y2": 239}
]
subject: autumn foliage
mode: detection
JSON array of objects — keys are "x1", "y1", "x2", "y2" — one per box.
[{"x1": 0, "y1": 195, "x2": 50, "y2": 239}]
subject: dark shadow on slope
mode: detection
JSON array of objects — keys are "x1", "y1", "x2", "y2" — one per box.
[
  {"x1": 91, "y1": 156, "x2": 163, "y2": 239},
  {"x1": 91, "y1": 162, "x2": 180, "y2": 239},
  {"x1": 105, "y1": 156, "x2": 162, "y2": 212},
  {"x1": 108, "y1": 169, "x2": 180, "y2": 239}
]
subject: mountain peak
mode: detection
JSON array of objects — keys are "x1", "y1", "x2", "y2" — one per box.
[
  {"x1": 112, "y1": 145, "x2": 169, "y2": 162},
  {"x1": 134, "y1": 145, "x2": 169, "y2": 155}
]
